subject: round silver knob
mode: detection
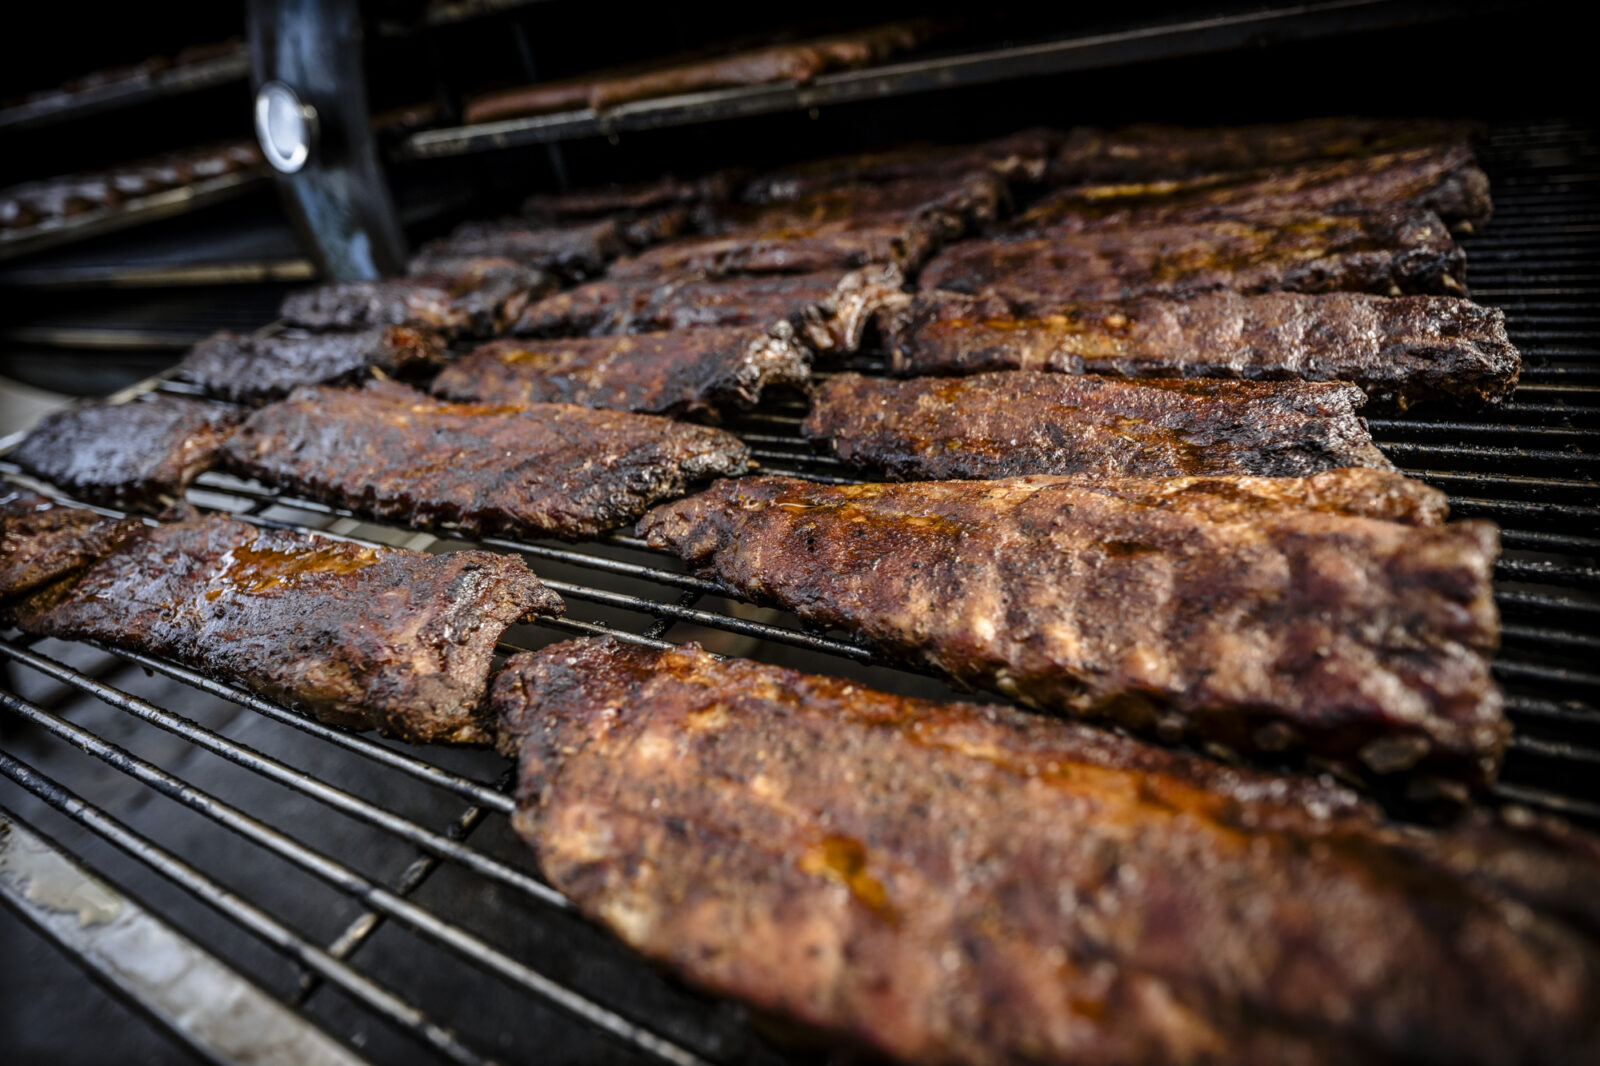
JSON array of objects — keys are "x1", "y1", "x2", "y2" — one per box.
[{"x1": 254, "y1": 81, "x2": 318, "y2": 174}]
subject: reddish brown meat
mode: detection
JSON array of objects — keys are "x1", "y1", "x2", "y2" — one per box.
[
  {"x1": 281, "y1": 261, "x2": 552, "y2": 337},
  {"x1": 0, "y1": 486, "x2": 142, "y2": 602},
  {"x1": 223, "y1": 379, "x2": 750, "y2": 541},
  {"x1": 16, "y1": 513, "x2": 561, "y2": 744},
  {"x1": 640, "y1": 471, "x2": 1505, "y2": 784},
  {"x1": 802, "y1": 371, "x2": 1393, "y2": 479},
  {"x1": 433, "y1": 326, "x2": 810, "y2": 419},
  {"x1": 177, "y1": 326, "x2": 448, "y2": 404},
  {"x1": 919, "y1": 210, "x2": 1466, "y2": 302},
  {"x1": 881, "y1": 289, "x2": 1520, "y2": 408},
  {"x1": 499, "y1": 637, "x2": 1600, "y2": 1066}
]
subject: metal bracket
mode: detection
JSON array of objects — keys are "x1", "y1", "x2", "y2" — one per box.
[{"x1": 248, "y1": 0, "x2": 407, "y2": 280}]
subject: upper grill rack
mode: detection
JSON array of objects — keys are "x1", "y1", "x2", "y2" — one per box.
[{"x1": 1, "y1": 118, "x2": 1596, "y2": 1066}]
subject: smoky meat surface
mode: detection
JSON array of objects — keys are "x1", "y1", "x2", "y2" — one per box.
[
  {"x1": 433, "y1": 326, "x2": 810, "y2": 419},
  {"x1": 177, "y1": 326, "x2": 448, "y2": 404},
  {"x1": 640, "y1": 471, "x2": 1505, "y2": 783},
  {"x1": 803, "y1": 371, "x2": 1393, "y2": 479},
  {"x1": 16, "y1": 513, "x2": 561, "y2": 744},
  {"x1": 223, "y1": 379, "x2": 750, "y2": 540},
  {"x1": 882, "y1": 289, "x2": 1519, "y2": 408},
  {"x1": 919, "y1": 210, "x2": 1466, "y2": 303},
  {"x1": 0, "y1": 486, "x2": 142, "y2": 602},
  {"x1": 499, "y1": 637, "x2": 1600, "y2": 1066},
  {"x1": 7, "y1": 394, "x2": 241, "y2": 511}
]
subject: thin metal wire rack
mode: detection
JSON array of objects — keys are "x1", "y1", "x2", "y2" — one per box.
[{"x1": 1, "y1": 118, "x2": 1597, "y2": 1065}]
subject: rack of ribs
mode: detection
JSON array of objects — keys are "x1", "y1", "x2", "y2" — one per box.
[
  {"x1": 177, "y1": 326, "x2": 447, "y2": 404},
  {"x1": 13, "y1": 513, "x2": 561, "y2": 744},
  {"x1": 498, "y1": 637, "x2": 1600, "y2": 1066},
  {"x1": 802, "y1": 371, "x2": 1393, "y2": 479},
  {"x1": 918, "y1": 210, "x2": 1466, "y2": 302},
  {"x1": 6, "y1": 394, "x2": 241, "y2": 512},
  {"x1": 0, "y1": 486, "x2": 142, "y2": 606},
  {"x1": 1017, "y1": 143, "x2": 1491, "y2": 233},
  {"x1": 880, "y1": 289, "x2": 1519, "y2": 408},
  {"x1": 433, "y1": 326, "x2": 810, "y2": 419},
  {"x1": 223, "y1": 379, "x2": 750, "y2": 541},
  {"x1": 512, "y1": 265, "x2": 906, "y2": 353},
  {"x1": 280, "y1": 260, "x2": 552, "y2": 337},
  {"x1": 640, "y1": 470, "x2": 1505, "y2": 785}
]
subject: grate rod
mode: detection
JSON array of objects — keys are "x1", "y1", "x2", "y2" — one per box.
[
  {"x1": 0, "y1": 691, "x2": 712, "y2": 1066},
  {"x1": 0, "y1": 743, "x2": 496, "y2": 1066},
  {"x1": 0, "y1": 642, "x2": 566, "y2": 910}
]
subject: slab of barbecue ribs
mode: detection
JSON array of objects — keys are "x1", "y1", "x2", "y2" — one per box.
[
  {"x1": 880, "y1": 289, "x2": 1519, "y2": 408},
  {"x1": 512, "y1": 266, "x2": 907, "y2": 353},
  {"x1": 498, "y1": 637, "x2": 1600, "y2": 1066},
  {"x1": 433, "y1": 326, "x2": 810, "y2": 419},
  {"x1": 1050, "y1": 116, "x2": 1483, "y2": 183},
  {"x1": 223, "y1": 379, "x2": 750, "y2": 540},
  {"x1": 13, "y1": 513, "x2": 561, "y2": 744},
  {"x1": 177, "y1": 326, "x2": 448, "y2": 404},
  {"x1": 803, "y1": 371, "x2": 1393, "y2": 479},
  {"x1": 918, "y1": 210, "x2": 1466, "y2": 302},
  {"x1": 0, "y1": 486, "x2": 142, "y2": 604},
  {"x1": 408, "y1": 215, "x2": 649, "y2": 280},
  {"x1": 7, "y1": 394, "x2": 241, "y2": 511},
  {"x1": 640, "y1": 470, "x2": 1505, "y2": 785},
  {"x1": 280, "y1": 260, "x2": 551, "y2": 337},
  {"x1": 1016, "y1": 143, "x2": 1491, "y2": 233}
]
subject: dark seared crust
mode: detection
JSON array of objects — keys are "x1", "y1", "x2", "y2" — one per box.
[
  {"x1": 499, "y1": 637, "x2": 1600, "y2": 1066},
  {"x1": 177, "y1": 326, "x2": 449, "y2": 404},
  {"x1": 640, "y1": 472, "x2": 1505, "y2": 783},
  {"x1": 1019, "y1": 144, "x2": 1492, "y2": 232},
  {"x1": 464, "y1": 20, "x2": 939, "y2": 121},
  {"x1": 700, "y1": 173, "x2": 1010, "y2": 241},
  {"x1": 607, "y1": 217, "x2": 937, "y2": 279},
  {"x1": 513, "y1": 266, "x2": 906, "y2": 353},
  {"x1": 1052, "y1": 117, "x2": 1485, "y2": 183},
  {"x1": 15, "y1": 514, "x2": 561, "y2": 745},
  {"x1": 7, "y1": 395, "x2": 242, "y2": 511},
  {"x1": 433, "y1": 326, "x2": 811, "y2": 419},
  {"x1": 740, "y1": 128, "x2": 1063, "y2": 203},
  {"x1": 882, "y1": 289, "x2": 1520, "y2": 408},
  {"x1": 803, "y1": 371, "x2": 1393, "y2": 479},
  {"x1": 410, "y1": 217, "x2": 630, "y2": 279},
  {"x1": 0, "y1": 487, "x2": 143, "y2": 601},
  {"x1": 223, "y1": 379, "x2": 750, "y2": 541},
  {"x1": 281, "y1": 263, "x2": 550, "y2": 337},
  {"x1": 919, "y1": 211, "x2": 1466, "y2": 302}
]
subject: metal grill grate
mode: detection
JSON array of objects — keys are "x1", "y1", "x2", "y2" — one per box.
[{"x1": 2, "y1": 117, "x2": 1597, "y2": 1065}]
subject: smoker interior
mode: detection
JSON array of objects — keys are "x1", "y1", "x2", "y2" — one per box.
[{"x1": 2, "y1": 9, "x2": 1598, "y2": 1066}]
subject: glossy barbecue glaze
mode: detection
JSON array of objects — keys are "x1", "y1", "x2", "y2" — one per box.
[
  {"x1": 434, "y1": 326, "x2": 810, "y2": 419},
  {"x1": 499, "y1": 638, "x2": 1600, "y2": 1066},
  {"x1": 0, "y1": 486, "x2": 142, "y2": 602},
  {"x1": 641, "y1": 471, "x2": 1505, "y2": 784},
  {"x1": 224, "y1": 379, "x2": 750, "y2": 540},
  {"x1": 177, "y1": 326, "x2": 448, "y2": 404},
  {"x1": 802, "y1": 371, "x2": 1393, "y2": 479},
  {"x1": 881, "y1": 289, "x2": 1519, "y2": 408}
]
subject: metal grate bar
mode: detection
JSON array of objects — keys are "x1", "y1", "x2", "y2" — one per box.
[{"x1": 0, "y1": 687, "x2": 711, "y2": 1066}]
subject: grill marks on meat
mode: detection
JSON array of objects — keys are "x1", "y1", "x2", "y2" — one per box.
[
  {"x1": 178, "y1": 326, "x2": 448, "y2": 404},
  {"x1": 14, "y1": 514, "x2": 561, "y2": 745},
  {"x1": 499, "y1": 638, "x2": 1600, "y2": 1066},
  {"x1": 882, "y1": 289, "x2": 1520, "y2": 408},
  {"x1": 8, "y1": 394, "x2": 241, "y2": 511},
  {"x1": 281, "y1": 262, "x2": 551, "y2": 337},
  {"x1": 803, "y1": 371, "x2": 1393, "y2": 479},
  {"x1": 223, "y1": 379, "x2": 750, "y2": 541},
  {"x1": 433, "y1": 327, "x2": 811, "y2": 419},
  {"x1": 919, "y1": 211, "x2": 1465, "y2": 302},
  {"x1": 1052, "y1": 117, "x2": 1484, "y2": 183},
  {"x1": 641, "y1": 471, "x2": 1505, "y2": 784},
  {"x1": 513, "y1": 266, "x2": 906, "y2": 353},
  {"x1": 1019, "y1": 143, "x2": 1491, "y2": 232},
  {"x1": 0, "y1": 487, "x2": 142, "y2": 603}
]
